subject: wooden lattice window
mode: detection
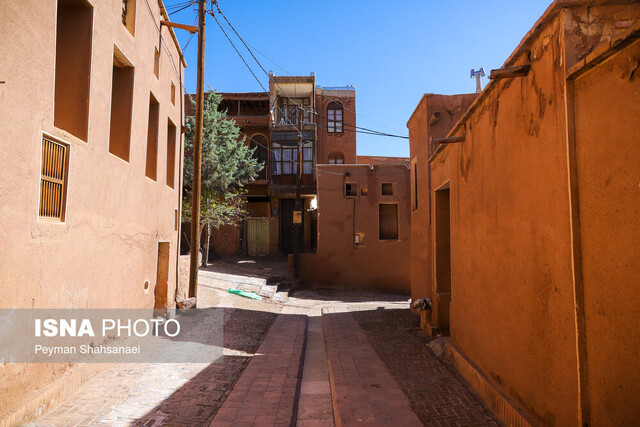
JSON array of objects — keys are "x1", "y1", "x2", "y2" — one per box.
[{"x1": 39, "y1": 137, "x2": 69, "y2": 220}]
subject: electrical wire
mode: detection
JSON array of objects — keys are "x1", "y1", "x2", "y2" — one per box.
[
  {"x1": 212, "y1": 1, "x2": 409, "y2": 140},
  {"x1": 209, "y1": 8, "x2": 267, "y2": 92},
  {"x1": 167, "y1": 1, "x2": 195, "y2": 15}
]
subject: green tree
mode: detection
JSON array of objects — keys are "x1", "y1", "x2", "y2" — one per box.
[{"x1": 183, "y1": 90, "x2": 263, "y2": 266}]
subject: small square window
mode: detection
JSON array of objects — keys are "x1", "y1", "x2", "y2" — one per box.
[
  {"x1": 345, "y1": 182, "x2": 358, "y2": 197},
  {"x1": 382, "y1": 183, "x2": 394, "y2": 196}
]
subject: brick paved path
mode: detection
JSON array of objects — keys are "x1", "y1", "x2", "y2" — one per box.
[
  {"x1": 350, "y1": 306, "x2": 498, "y2": 426},
  {"x1": 323, "y1": 305, "x2": 423, "y2": 426},
  {"x1": 32, "y1": 278, "x2": 500, "y2": 426},
  {"x1": 211, "y1": 307, "x2": 308, "y2": 426},
  {"x1": 35, "y1": 286, "x2": 280, "y2": 426}
]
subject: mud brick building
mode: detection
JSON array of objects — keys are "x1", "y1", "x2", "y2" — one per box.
[
  {"x1": 186, "y1": 73, "x2": 358, "y2": 257},
  {"x1": 298, "y1": 162, "x2": 411, "y2": 293},
  {"x1": 0, "y1": 0, "x2": 185, "y2": 421},
  {"x1": 407, "y1": 1, "x2": 640, "y2": 425}
]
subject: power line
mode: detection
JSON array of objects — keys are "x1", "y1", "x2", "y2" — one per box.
[
  {"x1": 314, "y1": 122, "x2": 409, "y2": 140},
  {"x1": 208, "y1": 8, "x2": 267, "y2": 92},
  {"x1": 167, "y1": 1, "x2": 195, "y2": 15},
  {"x1": 213, "y1": 2, "x2": 409, "y2": 140},
  {"x1": 212, "y1": 3, "x2": 308, "y2": 112}
]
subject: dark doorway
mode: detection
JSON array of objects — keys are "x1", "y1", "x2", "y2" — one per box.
[
  {"x1": 280, "y1": 199, "x2": 304, "y2": 254},
  {"x1": 434, "y1": 187, "x2": 451, "y2": 333}
]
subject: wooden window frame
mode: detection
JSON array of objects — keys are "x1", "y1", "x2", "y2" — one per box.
[
  {"x1": 39, "y1": 135, "x2": 70, "y2": 222},
  {"x1": 344, "y1": 182, "x2": 358, "y2": 198},
  {"x1": 271, "y1": 142, "x2": 313, "y2": 176},
  {"x1": 328, "y1": 150, "x2": 344, "y2": 164},
  {"x1": 327, "y1": 101, "x2": 343, "y2": 133}
]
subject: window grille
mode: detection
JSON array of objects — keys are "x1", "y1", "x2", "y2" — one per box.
[{"x1": 39, "y1": 137, "x2": 68, "y2": 220}]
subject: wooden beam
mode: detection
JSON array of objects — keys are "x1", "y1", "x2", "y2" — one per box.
[
  {"x1": 489, "y1": 64, "x2": 531, "y2": 80},
  {"x1": 433, "y1": 135, "x2": 466, "y2": 144},
  {"x1": 160, "y1": 20, "x2": 198, "y2": 33}
]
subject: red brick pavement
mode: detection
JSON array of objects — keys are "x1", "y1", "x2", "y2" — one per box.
[
  {"x1": 322, "y1": 305, "x2": 423, "y2": 426},
  {"x1": 350, "y1": 307, "x2": 499, "y2": 426},
  {"x1": 211, "y1": 307, "x2": 308, "y2": 426}
]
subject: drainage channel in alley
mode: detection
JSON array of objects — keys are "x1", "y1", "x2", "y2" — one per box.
[{"x1": 30, "y1": 263, "x2": 498, "y2": 426}]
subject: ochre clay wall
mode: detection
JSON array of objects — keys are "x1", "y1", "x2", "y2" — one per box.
[
  {"x1": 356, "y1": 155, "x2": 410, "y2": 167},
  {"x1": 0, "y1": 0, "x2": 184, "y2": 422},
  {"x1": 431, "y1": 14, "x2": 580, "y2": 425},
  {"x1": 406, "y1": 94, "x2": 476, "y2": 306},
  {"x1": 299, "y1": 164, "x2": 410, "y2": 293},
  {"x1": 571, "y1": 37, "x2": 640, "y2": 426},
  {"x1": 412, "y1": 3, "x2": 640, "y2": 424}
]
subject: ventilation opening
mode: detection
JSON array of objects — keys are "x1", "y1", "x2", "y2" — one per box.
[
  {"x1": 54, "y1": 0, "x2": 93, "y2": 142},
  {"x1": 39, "y1": 136, "x2": 69, "y2": 221},
  {"x1": 166, "y1": 118, "x2": 177, "y2": 188},
  {"x1": 122, "y1": 0, "x2": 136, "y2": 36},
  {"x1": 153, "y1": 47, "x2": 160, "y2": 79},
  {"x1": 108, "y1": 46, "x2": 134, "y2": 162},
  {"x1": 145, "y1": 93, "x2": 159, "y2": 180}
]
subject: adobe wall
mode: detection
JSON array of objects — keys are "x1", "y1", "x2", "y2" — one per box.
[
  {"x1": 356, "y1": 155, "x2": 410, "y2": 167},
  {"x1": 571, "y1": 37, "x2": 640, "y2": 425},
  {"x1": 432, "y1": 15, "x2": 580, "y2": 424},
  {"x1": 299, "y1": 165, "x2": 410, "y2": 293},
  {"x1": 0, "y1": 0, "x2": 183, "y2": 421},
  {"x1": 407, "y1": 94, "x2": 476, "y2": 305}
]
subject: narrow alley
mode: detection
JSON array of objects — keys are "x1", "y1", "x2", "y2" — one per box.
[{"x1": 33, "y1": 258, "x2": 496, "y2": 426}]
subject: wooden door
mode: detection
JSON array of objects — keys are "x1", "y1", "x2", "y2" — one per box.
[{"x1": 247, "y1": 217, "x2": 269, "y2": 257}]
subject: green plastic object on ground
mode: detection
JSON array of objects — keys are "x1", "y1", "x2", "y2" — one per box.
[{"x1": 228, "y1": 288, "x2": 263, "y2": 301}]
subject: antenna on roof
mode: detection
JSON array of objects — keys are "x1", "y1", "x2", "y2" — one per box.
[{"x1": 470, "y1": 68, "x2": 485, "y2": 93}]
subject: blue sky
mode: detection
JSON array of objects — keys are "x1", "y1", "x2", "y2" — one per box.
[{"x1": 165, "y1": 0, "x2": 552, "y2": 157}]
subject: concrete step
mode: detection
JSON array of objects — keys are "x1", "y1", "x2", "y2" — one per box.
[
  {"x1": 198, "y1": 270, "x2": 292, "y2": 303},
  {"x1": 199, "y1": 269, "x2": 266, "y2": 294}
]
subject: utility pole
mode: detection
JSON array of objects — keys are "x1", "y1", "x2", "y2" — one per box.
[
  {"x1": 293, "y1": 108, "x2": 303, "y2": 279},
  {"x1": 188, "y1": 0, "x2": 207, "y2": 301}
]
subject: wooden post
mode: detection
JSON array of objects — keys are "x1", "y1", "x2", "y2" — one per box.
[
  {"x1": 188, "y1": 0, "x2": 206, "y2": 301},
  {"x1": 293, "y1": 109, "x2": 303, "y2": 279}
]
